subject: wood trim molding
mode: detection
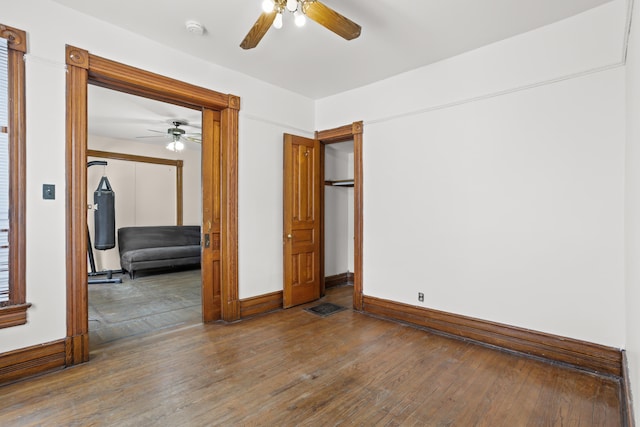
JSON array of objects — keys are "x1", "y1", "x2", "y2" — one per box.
[
  {"x1": 0, "y1": 22, "x2": 30, "y2": 328},
  {"x1": 622, "y1": 350, "x2": 636, "y2": 426},
  {"x1": 240, "y1": 291, "x2": 283, "y2": 318},
  {"x1": 0, "y1": 24, "x2": 27, "y2": 53},
  {"x1": 87, "y1": 149, "x2": 185, "y2": 226},
  {"x1": 0, "y1": 340, "x2": 66, "y2": 386},
  {"x1": 363, "y1": 295, "x2": 622, "y2": 376},
  {"x1": 0, "y1": 304, "x2": 31, "y2": 329},
  {"x1": 316, "y1": 121, "x2": 364, "y2": 311},
  {"x1": 325, "y1": 272, "x2": 354, "y2": 288},
  {"x1": 220, "y1": 106, "x2": 240, "y2": 322},
  {"x1": 353, "y1": 126, "x2": 363, "y2": 311},
  {"x1": 66, "y1": 44, "x2": 240, "y2": 363},
  {"x1": 88, "y1": 54, "x2": 230, "y2": 111},
  {"x1": 65, "y1": 46, "x2": 90, "y2": 365}
]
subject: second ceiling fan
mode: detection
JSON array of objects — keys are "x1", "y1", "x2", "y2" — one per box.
[{"x1": 241, "y1": 0, "x2": 361, "y2": 49}]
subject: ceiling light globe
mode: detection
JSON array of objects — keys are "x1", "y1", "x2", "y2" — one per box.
[
  {"x1": 273, "y1": 12, "x2": 283, "y2": 29},
  {"x1": 286, "y1": 0, "x2": 298, "y2": 12},
  {"x1": 262, "y1": 0, "x2": 274, "y2": 13},
  {"x1": 166, "y1": 142, "x2": 175, "y2": 151},
  {"x1": 294, "y1": 11, "x2": 306, "y2": 27},
  {"x1": 175, "y1": 141, "x2": 185, "y2": 151}
]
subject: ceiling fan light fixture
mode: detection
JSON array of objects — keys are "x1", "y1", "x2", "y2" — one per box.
[
  {"x1": 273, "y1": 12, "x2": 283, "y2": 29},
  {"x1": 294, "y1": 10, "x2": 306, "y2": 27},
  {"x1": 286, "y1": 0, "x2": 298, "y2": 12},
  {"x1": 262, "y1": 0, "x2": 274, "y2": 13}
]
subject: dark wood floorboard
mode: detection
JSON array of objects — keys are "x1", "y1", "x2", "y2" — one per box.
[
  {"x1": 88, "y1": 268, "x2": 201, "y2": 348},
  {"x1": 1, "y1": 285, "x2": 622, "y2": 426}
]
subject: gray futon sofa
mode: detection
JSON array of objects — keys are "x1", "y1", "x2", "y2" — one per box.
[{"x1": 118, "y1": 225, "x2": 201, "y2": 278}]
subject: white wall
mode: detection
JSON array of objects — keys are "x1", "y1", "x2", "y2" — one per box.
[
  {"x1": 0, "y1": 0, "x2": 314, "y2": 354},
  {"x1": 625, "y1": 0, "x2": 640, "y2": 422},
  {"x1": 87, "y1": 134, "x2": 200, "y2": 271},
  {"x1": 317, "y1": 0, "x2": 628, "y2": 348},
  {"x1": 324, "y1": 145, "x2": 351, "y2": 276}
]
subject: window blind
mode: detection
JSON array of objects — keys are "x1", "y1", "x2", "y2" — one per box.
[{"x1": 0, "y1": 39, "x2": 9, "y2": 303}]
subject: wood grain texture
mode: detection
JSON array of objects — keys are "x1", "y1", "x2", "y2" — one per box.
[
  {"x1": 316, "y1": 121, "x2": 364, "y2": 310},
  {"x1": 283, "y1": 134, "x2": 321, "y2": 308},
  {"x1": 220, "y1": 104, "x2": 240, "y2": 321},
  {"x1": 0, "y1": 22, "x2": 30, "y2": 327},
  {"x1": 0, "y1": 286, "x2": 622, "y2": 425},
  {"x1": 303, "y1": 1, "x2": 361, "y2": 40},
  {"x1": 0, "y1": 340, "x2": 66, "y2": 386},
  {"x1": 201, "y1": 110, "x2": 222, "y2": 322},
  {"x1": 0, "y1": 24, "x2": 26, "y2": 53},
  {"x1": 65, "y1": 46, "x2": 90, "y2": 365},
  {"x1": 66, "y1": 45, "x2": 240, "y2": 359},
  {"x1": 240, "y1": 291, "x2": 283, "y2": 318},
  {"x1": 240, "y1": 10, "x2": 277, "y2": 49},
  {"x1": 363, "y1": 295, "x2": 622, "y2": 377},
  {"x1": 353, "y1": 124, "x2": 364, "y2": 311},
  {"x1": 88, "y1": 55, "x2": 230, "y2": 111}
]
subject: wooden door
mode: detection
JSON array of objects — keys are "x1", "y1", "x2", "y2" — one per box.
[
  {"x1": 283, "y1": 134, "x2": 322, "y2": 308},
  {"x1": 202, "y1": 108, "x2": 222, "y2": 321}
]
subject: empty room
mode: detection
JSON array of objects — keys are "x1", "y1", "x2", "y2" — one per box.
[{"x1": 1, "y1": 0, "x2": 639, "y2": 425}]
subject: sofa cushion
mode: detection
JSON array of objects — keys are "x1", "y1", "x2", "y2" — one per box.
[
  {"x1": 118, "y1": 225, "x2": 200, "y2": 254},
  {"x1": 120, "y1": 245, "x2": 201, "y2": 264},
  {"x1": 117, "y1": 225, "x2": 202, "y2": 277}
]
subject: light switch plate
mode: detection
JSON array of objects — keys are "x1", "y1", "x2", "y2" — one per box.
[{"x1": 43, "y1": 184, "x2": 55, "y2": 200}]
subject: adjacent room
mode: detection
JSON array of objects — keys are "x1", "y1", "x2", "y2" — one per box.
[
  {"x1": 86, "y1": 86, "x2": 204, "y2": 347},
  {"x1": 1, "y1": 0, "x2": 639, "y2": 425}
]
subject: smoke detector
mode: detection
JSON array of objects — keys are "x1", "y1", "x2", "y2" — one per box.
[{"x1": 185, "y1": 20, "x2": 205, "y2": 36}]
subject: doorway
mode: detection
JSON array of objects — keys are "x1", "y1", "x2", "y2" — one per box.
[
  {"x1": 85, "y1": 86, "x2": 204, "y2": 347},
  {"x1": 282, "y1": 122, "x2": 363, "y2": 310},
  {"x1": 65, "y1": 45, "x2": 240, "y2": 365},
  {"x1": 323, "y1": 140, "x2": 354, "y2": 294}
]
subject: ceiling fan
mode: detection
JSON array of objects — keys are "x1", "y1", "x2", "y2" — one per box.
[
  {"x1": 241, "y1": 0, "x2": 361, "y2": 49},
  {"x1": 136, "y1": 120, "x2": 201, "y2": 152}
]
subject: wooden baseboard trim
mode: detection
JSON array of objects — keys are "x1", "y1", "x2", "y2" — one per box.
[
  {"x1": 240, "y1": 291, "x2": 283, "y2": 318},
  {"x1": 363, "y1": 295, "x2": 622, "y2": 377},
  {"x1": 325, "y1": 272, "x2": 354, "y2": 288},
  {"x1": 0, "y1": 339, "x2": 66, "y2": 386},
  {"x1": 622, "y1": 350, "x2": 636, "y2": 426}
]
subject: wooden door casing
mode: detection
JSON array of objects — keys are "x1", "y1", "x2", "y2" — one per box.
[
  {"x1": 283, "y1": 134, "x2": 321, "y2": 308},
  {"x1": 202, "y1": 109, "x2": 222, "y2": 322}
]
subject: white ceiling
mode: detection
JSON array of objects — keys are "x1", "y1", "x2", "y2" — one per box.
[
  {"x1": 57, "y1": 0, "x2": 617, "y2": 147},
  {"x1": 55, "y1": 0, "x2": 615, "y2": 99}
]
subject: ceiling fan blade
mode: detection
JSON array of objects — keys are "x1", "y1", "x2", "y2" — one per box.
[
  {"x1": 304, "y1": 1, "x2": 361, "y2": 41},
  {"x1": 240, "y1": 11, "x2": 277, "y2": 50}
]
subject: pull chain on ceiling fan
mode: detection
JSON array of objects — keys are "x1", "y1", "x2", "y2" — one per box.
[{"x1": 240, "y1": 0, "x2": 361, "y2": 49}]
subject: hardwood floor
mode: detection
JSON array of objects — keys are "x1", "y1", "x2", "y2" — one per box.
[
  {"x1": 2, "y1": 285, "x2": 622, "y2": 426},
  {"x1": 88, "y1": 268, "x2": 201, "y2": 348}
]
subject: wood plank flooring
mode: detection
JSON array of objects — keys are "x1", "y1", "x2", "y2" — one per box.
[
  {"x1": 88, "y1": 268, "x2": 201, "y2": 348},
  {"x1": 2, "y1": 285, "x2": 622, "y2": 426}
]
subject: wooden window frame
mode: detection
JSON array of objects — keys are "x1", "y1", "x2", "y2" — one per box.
[
  {"x1": 0, "y1": 24, "x2": 30, "y2": 328},
  {"x1": 87, "y1": 150, "x2": 185, "y2": 225}
]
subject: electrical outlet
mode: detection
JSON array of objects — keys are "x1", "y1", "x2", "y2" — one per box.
[{"x1": 418, "y1": 292, "x2": 424, "y2": 302}]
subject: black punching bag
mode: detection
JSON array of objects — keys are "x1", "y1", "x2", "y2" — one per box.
[{"x1": 94, "y1": 176, "x2": 116, "y2": 250}]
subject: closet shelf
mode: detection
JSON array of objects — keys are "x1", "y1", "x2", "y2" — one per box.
[{"x1": 325, "y1": 179, "x2": 354, "y2": 188}]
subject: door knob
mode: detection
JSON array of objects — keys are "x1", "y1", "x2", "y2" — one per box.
[{"x1": 287, "y1": 234, "x2": 292, "y2": 239}]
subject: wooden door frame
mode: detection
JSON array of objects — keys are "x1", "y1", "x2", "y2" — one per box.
[
  {"x1": 65, "y1": 45, "x2": 240, "y2": 365},
  {"x1": 316, "y1": 121, "x2": 363, "y2": 310}
]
